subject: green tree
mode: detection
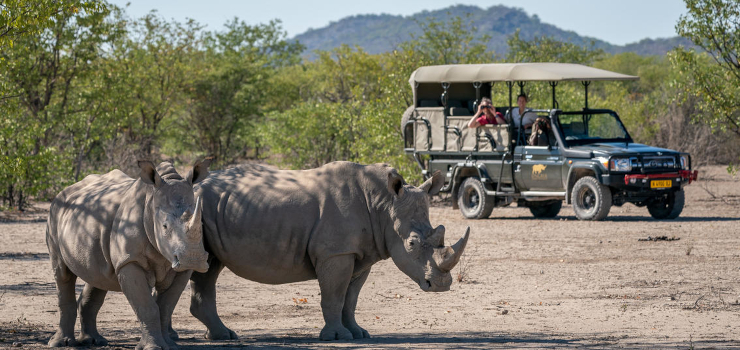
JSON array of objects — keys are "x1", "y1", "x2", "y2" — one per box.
[
  {"x1": 170, "y1": 19, "x2": 303, "y2": 167},
  {"x1": 674, "y1": 0, "x2": 740, "y2": 138},
  {"x1": 406, "y1": 14, "x2": 491, "y2": 65},
  {"x1": 506, "y1": 30, "x2": 603, "y2": 64},
  {"x1": 0, "y1": 0, "x2": 103, "y2": 49},
  {"x1": 0, "y1": 3, "x2": 117, "y2": 209},
  {"x1": 106, "y1": 11, "x2": 203, "y2": 160}
]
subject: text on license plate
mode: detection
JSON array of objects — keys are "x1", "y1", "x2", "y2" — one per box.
[{"x1": 650, "y1": 180, "x2": 672, "y2": 188}]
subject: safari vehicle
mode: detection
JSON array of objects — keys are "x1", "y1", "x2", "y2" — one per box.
[{"x1": 402, "y1": 63, "x2": 698, "y2": 221}]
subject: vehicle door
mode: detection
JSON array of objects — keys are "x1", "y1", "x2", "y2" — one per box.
[{"x1": 514, "y1": 143, "x2": 565, "y2": 191}]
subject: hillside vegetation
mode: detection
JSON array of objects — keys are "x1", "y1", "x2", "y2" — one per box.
[
  {"x1": 0, "y1": 0, "x2": 737, "y2": 211},
  {"x1": 294, "y1": 5, "x2": 697, "y2": 56}
]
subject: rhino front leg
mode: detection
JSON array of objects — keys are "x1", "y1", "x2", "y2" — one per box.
[
  {"x1": 189, "y1": 256, "x2": 236, "y2": 340},
  {"x1": 49, "y1": 262, "x2": 80, "y2": 347},
  {"x1": 342, "y1": 268, "x2": 371, "y2": 339},
  {"x1": 155, "y1": 271, "x2": 192, "y2": 349},
  {"x1": 78, "y1": 283, "x2": 109, "y2": 346},
  {"x1": 118, "y1": 264, "x2": 169, "y2": 350},
  {"x1": 316, "y1": 255, "x2": 355, "y2": 341}
]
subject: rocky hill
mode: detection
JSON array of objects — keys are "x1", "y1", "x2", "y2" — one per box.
[{"x1": 294, "y1": 5, "x2": 695, "y2": 56}]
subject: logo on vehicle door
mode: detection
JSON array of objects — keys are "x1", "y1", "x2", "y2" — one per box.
[{"x1": 532, "y1": 164, "x2": 548, "y2": 180}]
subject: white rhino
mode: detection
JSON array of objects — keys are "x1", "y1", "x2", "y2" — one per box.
[
  {"x1": 46, "y1": 160, "x2": 211, "y2": 349},
  {"x1": 188, "y1": 161, "x2": 469, "y2": 341}
]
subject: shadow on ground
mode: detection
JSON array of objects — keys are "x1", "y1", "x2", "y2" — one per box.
[
  {"x1": 0, "y1": 252, "x2": 49, "y2": 261},
  {"x1": 488, "y1": 215, "x2": 740, "y2": 222},
  {"x1": 1, "y1": 325, "x2": 728, "y2": 350}
]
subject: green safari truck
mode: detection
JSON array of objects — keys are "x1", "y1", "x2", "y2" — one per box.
[{"x1": 402, "y1": 63, "x2": 698, "y2": 221}]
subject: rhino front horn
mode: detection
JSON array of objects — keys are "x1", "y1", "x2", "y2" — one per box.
[
  {"x1": 187, "y1": 196, "x2": 202, "y2": 238},
  {"x1": 435, "y1": 227, "x2": 470, "y2": 272}
]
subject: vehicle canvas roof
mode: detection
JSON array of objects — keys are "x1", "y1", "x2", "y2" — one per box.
[{"x1": 408, "y1": 63, "x2": 639, "y2": 85}]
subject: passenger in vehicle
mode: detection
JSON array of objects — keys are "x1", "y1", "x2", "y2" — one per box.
[
  {"x1": 509, "y1": 93, "x2": 537, "y2": 129},
  {"x1": 467, "y1": 97, "x2": 505, "y2": 128}
]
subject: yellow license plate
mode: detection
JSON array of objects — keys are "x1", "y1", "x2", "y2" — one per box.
[{"x1": 650, "y1": 180, "x2": 672, "y2": 188}]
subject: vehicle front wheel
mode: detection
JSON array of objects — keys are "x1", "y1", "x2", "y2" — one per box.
[
  {"x1": 571, "y1": 176, "x2": 612, "y2": 221},
  {"x1": 458, "y1": 177, "x2": 495, "y2": 219},
  {"x1": 528, "y1": 200, "x2": 562, "y2": 218},
  {"x1": 647, "y1": 190, "x2": 685, "y2": 219}
]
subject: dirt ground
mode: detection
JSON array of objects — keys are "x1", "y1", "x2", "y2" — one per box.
[{"x1": 1, "y1": 166, "x2": 739, "y2": 349}]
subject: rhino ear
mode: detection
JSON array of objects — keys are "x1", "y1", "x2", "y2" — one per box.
[
  {"x1": 387, "y1": 168, "x2": 405, "y2": 197},
  {"x1": 138, "y1": 160, "x2": 163, "y2": 187},
  {"x1": 419, "y1": 171, "x2": 444, "y2": 196},
  {"x1": 187, "y1": 156, "x2": 213, "y2": 185}
]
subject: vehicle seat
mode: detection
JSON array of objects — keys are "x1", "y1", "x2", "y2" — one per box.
[
  {"x1": 445, "y1": 100, "x2": 463, "y2": 116},
  {"x1": 419, "y1": 99, "x2": 440, "y2": 108},
  {"x1": 449, "y1": 107, "x2": 472, "y2": 116}
]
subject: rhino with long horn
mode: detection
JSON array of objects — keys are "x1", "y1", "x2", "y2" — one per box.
[{"x1": 188, "y1": 162, "x2": 470, "y2": 341}]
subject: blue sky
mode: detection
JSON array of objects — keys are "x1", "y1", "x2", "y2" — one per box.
[{"x1": 108, "y1": 1, "x2": 688, "y2": 46}]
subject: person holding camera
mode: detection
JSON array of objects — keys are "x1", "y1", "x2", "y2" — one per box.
[{"x1": 467, "y1": 97, "x2": 505, "y2": 128}]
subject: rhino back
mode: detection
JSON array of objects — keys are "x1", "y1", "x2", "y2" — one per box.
[
  {"x1": 198, "y1": 163, "x2": 388, "y2": 284},
  {"x1": 47, "y1": 169, "x2": 138, "y2": 291}
]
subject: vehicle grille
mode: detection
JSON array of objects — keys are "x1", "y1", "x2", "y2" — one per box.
[{"x1": 639, "y1": 156, "x2": 677, "y2": 173}]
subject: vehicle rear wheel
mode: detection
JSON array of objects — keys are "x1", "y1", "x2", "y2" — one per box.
[
  {"x1": 572, "y1": 176, "x2": 612, "y2": 221},
  {"x1": 647, "y1": 190, "x2": 684, "y2": 219},
  {"x1": 458, "y1": 177, "x2": 495, "y2": 219},
  {"x1": 528, "y1": 200, "x2": 562, "y2": 218}
]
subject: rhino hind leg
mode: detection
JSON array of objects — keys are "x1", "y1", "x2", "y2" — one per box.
[
  {"x1": 49, "y1": 262, "x2": 80, "y2": 347},
  {"x1": 77, "y1": 283, "x2": 109, "y2": 346},
  {"x1": 342, "y1": 268, "x2": 371, "y2": 339},
  {"x1": 316, "y1": 255, "x2": 355, "y2": 341},
  {"x1": 189, "y1": 256, "x2": 237, "y2": 340}
]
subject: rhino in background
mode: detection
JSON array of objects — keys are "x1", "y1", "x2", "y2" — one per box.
[
  {"x1": 46, "y1": 159, "x2": 211, "y2": 349},
  {"x1": 189, "y1": 162, "x2": 469, "y2": 341}
]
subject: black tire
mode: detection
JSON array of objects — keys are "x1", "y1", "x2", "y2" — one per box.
[
  {"x1": 458, "y1": 177, "x2": 495, "y2": 219},
  {"x1": 528, "y1": 200, "x2": 562, "y2": 218},
  {"x1": 571, "y1": 176, "x2": 612, "y2": 221},
  {"x1": 647, "y1": 190, "x2": 685, "y2": 220}
]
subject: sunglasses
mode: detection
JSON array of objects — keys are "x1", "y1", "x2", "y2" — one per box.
[{"x1": 481, "y1": 105, "x2": 492, "y2": 109}]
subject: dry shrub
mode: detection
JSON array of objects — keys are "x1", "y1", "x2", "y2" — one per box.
[{"x1": 653, "y1": 98, "x2": 739, "y2": 167}]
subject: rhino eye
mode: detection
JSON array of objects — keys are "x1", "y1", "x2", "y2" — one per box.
[{"x1": 163, "y1": 223, "x2": 168, "y2": 229}]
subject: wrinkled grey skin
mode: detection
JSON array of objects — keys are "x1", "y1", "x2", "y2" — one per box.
[
  {"x1": 189, "y1": 162, "x2": 469, "y2": 341},
  {"x1": 46, "y1": 160, "x2": 211, "y2": 350}
]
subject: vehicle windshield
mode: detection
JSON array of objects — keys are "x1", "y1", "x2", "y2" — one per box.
[{"x1": 557, "y1": 111, "x2": 632, "y2": 146}]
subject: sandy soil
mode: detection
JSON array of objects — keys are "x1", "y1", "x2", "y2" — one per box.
[{"x1": 1, "y1": 166, "x2": 739, "y2": 349}]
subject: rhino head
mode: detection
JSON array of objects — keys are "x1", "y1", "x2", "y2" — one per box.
[
  {"x1": 385, "y1": 169, "x2": 470, "y2": 292},
  {"x1": 139, "y1": 159, "x2": 212, "y2": 273}
]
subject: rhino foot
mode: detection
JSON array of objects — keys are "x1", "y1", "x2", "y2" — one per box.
[
  {"x1": 78, "y1": 333, "x2": 108, "y2": 346},
  {"x1": 135, "y1": 337, "x2": 173, "y2": 350},
  {"x1": 48, "y1": 332, "x2": 79, "y2": 347},
  {"x1": 204, "y1": 328, "x2": 237, "y2": 340},
  {"x1": 134, "y1": 342, "x2": 169, "y2": 350},
  {"x1": 319, "y1": 325, "x2": 354, "y2": 341},
  {"x1": 168, "y1": 326, "x2": 179, "y2": 340},
  {"x1": 164, "y1": 334, "x2": 177, "y2": 349},
  {"x1": 346, "y1": 325, "x2": 370, "y2": 339}
]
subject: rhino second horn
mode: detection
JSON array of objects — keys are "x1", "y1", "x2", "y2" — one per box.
[
  {"x1": 187, "y1": 196, "x2": 202, "y2": 238},
  {"x1": 426, "y1": 226, "x2": 445, "y2": 247},
  {"x1": 437, "y1": 227, "x2": 470, "y2": 272}
]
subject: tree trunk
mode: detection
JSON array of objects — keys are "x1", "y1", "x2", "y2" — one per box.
[{"x1": 17, "y1": 189, "x2": 24, "y2": 212}]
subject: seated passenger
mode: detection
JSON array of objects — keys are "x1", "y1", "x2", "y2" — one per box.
[
  {"x1": 467, "y1": 97, "x2": 505, "y2": 128},
  {"x1": 508, "y1": 93, "x2": 537, "y2": 129}
]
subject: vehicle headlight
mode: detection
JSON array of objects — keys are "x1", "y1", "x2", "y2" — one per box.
[
  {"x1": 679, "y1": 156, "x2": 688, "y2": 170},
  {"x1": 610, "y1": 158, "x2": 632, "y2": 172}
]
